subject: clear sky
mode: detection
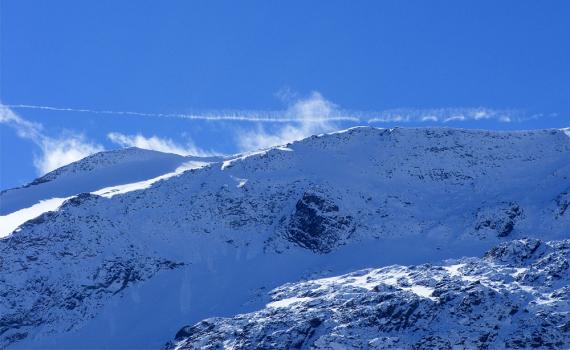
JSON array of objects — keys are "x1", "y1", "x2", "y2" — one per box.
[{"x1": 1, "y1": 0, "x2": 569, "y2": 190}]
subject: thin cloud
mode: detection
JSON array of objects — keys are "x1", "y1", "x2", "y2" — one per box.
[
  {"x1": 367, "y1": 107, "x2": 520, "y2": 124},
  {"x1": 444, "y1": 115, "x2": 466, "y2": 123},
  {"x1": 107, "y1": 132, "x2": 217, "y2": 157},
  {"x1": 6, "y1": 102, "x2": 525, "y2": 124},
  {"x1": 0, "y1": 105, "x2": 104, "y2": 175},
  {"x1": 6, "y1": 103, "x2": 359, "y2": 123},
  {"x1": 421, "y1": 116, "x2": 439, "y2": 122},
  {"x1": 237, "y1": 92, "x2": 338, "y2": 150},
  {"x1": 36, "y1": 135, "x2": 104, "y2": 175}
]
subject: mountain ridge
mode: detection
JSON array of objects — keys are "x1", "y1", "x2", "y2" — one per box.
[
  {"x1": 169, "y1": 238, "x2": 570, "y2": 350},
  {"x1": 1, "y1": 126, "x2": 569, "y2": 348}
]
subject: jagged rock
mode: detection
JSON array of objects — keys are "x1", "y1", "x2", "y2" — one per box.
[
  {"x1": 474, "y1": 202, "x2": 523, "y2": 237},
  {"x1": 169, "y1": 239, "x2": 570, "y2": 350},
  {"x1": 284, "y1": 190, "x2": 355, "y2": 253},
  {"x1": 556, "y1": 189, "x2": 570, "y2": 218}
]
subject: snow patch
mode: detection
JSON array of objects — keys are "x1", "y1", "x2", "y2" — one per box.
[
  {"x1": 230, "y1": 176, "x2": 248, "y2": 188},
  {"x1": 0, "y1": 161, "x2": 210, "y2": 237},
  {"x1": 443, "y1": 263, "x2": 466, "y2": 277},
  {"x1": 267, "y1": 297, "x2": 313, "y2": 309},
  {"x1": 408, "y1": 285, "x2": 435, "y2": 300},
  {"x1": 0, "y1": 197, "x2": 71, "y2": 238},
  {"x1": 93, "y1": 161, "x2": 209, "y2": 198},
  {"x1": 221, "y1": 150, "x2": 268, "y2": 170}
]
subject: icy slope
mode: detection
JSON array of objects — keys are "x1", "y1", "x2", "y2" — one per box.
[
  {"x1": 0, "y1": 148, "x2": 221, "y2": 236},
  {"x1": 0, "y1": 147, "x2": 186, "y2": 214},
  {"x1": 169, "y1": 238, "x2": 570, "y2": 350},
  {"x1": 1, "y1": 127, "x2": 569, "y2": 348}
]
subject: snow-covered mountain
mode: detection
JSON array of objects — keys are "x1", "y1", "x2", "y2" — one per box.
[
  {"x1": 0, "y1": 147, "x2": 224, "y2": 237},
  {"x1": 169, "y1": 238, "x2": 570, "y2": 350},
  {"x1": 1, "y1": 147, "x2": 186, "y2": 214},
  {"x1": 0, "y1": 127, "x2": 569, "y2": 349}
]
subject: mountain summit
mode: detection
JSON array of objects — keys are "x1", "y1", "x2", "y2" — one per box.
[{"x1": 1, "y1": 127, "x2": 569, "y2": 348}]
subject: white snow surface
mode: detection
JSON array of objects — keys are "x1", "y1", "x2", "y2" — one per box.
[
  {"x1": 0, "y1": 197, "x2": 71, "y2": 237},
  {"x1": 0, "y1": 127, "x2": 569, "y2": 349},
  {"x1": 0, "y1": 148, "x2": 219, "y2": 237},
  {"x1": 92, "y1": 161, "x2": 210, "y2": 198},
  {"x1": 0, "y1": 147, "x2": 222, "y2": 216}
]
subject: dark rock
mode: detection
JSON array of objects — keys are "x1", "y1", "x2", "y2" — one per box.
[{"x1": 284, "y1": 191, "x2": 354, "y2": 253}]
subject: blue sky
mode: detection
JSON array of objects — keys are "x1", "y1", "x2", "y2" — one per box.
[{"x1": 1, "y1": 0, "x2": 569, "y2": 189}]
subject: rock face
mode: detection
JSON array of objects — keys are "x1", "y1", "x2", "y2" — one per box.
[
  {"x1": 284, "y1": 190, "x2": 355, "y2": 253},
  {"x1": 474, "y1": 202, "x2": 523, "y2": 237},
  {"x1": 556, "y1": 189, "x2": 570, "y2": 218},
  {"x1": 169, "y1": 239, "x2": 570, "y2": 350},
  {"x1": 0, "y1": 210, "x2": 184, "y2": 347},
  {"x1": 0, "y1": 127, "x2": 569, "y2": 348}
]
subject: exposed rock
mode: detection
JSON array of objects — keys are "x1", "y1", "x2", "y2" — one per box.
[
  {"x1": 169, "y1": 239, "x2": 570, "y2": 350},
  {"x1": 556, "y1": 189, "x2": 570, "y2": 218},
  {"x1": 284, "y1": 190, "x2": 355, "y2": 253},
  {"x1": 474, "y1": 202, "x2": 523, "y2": 237}
]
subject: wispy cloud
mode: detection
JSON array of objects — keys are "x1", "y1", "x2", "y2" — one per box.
[
  {"x1": 6, "y1": 103, "x2": 358, "y2": 123},
  {"x1": 5, "y1": 101, "x2": 531, "y2": 125},
  {"x1": 443, "y1": 115, "x2": 466, "y2": 123},
  {"x1": 35, "y1": 134, "x2": 104, "y2": 175},
  {"x1": 367, "y1": 107, "x2": 520, "y2": 124},
  {"x1": 107, "y1": 132, "x2": 216, "y2": 157},
  {"x1": 0, "y1": 105, "x2": 103, "y2": 175},
  {"x1": 237, "y1": 92, "x2": 338, "y2": 150}
]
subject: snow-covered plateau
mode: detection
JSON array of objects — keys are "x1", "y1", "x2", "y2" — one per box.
[{"x1": 0, "y1": 127, "x2": 569, "y2": 349}]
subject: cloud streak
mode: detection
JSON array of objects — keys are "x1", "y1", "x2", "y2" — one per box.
[
  {"x1": 367, "y1": 107, "x2": 521, "y2": 124},
  {"x1": 0, "y1": 105, "x2": 104, "y2": 175},
  {"x1": 107, "y1": 132, "x2": 217, "y2": 157},
  {"x1": 236, "y1": 92, "x2": 339, "y2": 150},
  {"x1": 6, "y1": 103, "x2": 359, "y2": 123},
  {"x1": 5, "y1": 103, "x2": 525, "y2": 124},
  {"x1": 4, "y1": 94, "x2": 529, "y2": 157}
]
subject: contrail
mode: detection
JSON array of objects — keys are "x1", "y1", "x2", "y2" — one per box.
[
  {"x1": 5, "y1": 103, "x2": 524, "y2": 124},
  {"x1": 5, "y1": 104, "x2": 362, "y2": 123}
]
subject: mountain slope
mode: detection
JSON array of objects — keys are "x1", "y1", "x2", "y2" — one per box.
[
  {"x1": 169, "y1": 238, "x2": 570, "y2": 350},
  {"x1": 0, "y1": 148, "x2": 223, "y2": 237},
  {"x1": 0, "y1": 147, "x2": 187, "y2": 215},
  {"x1": 1, "y1": 127, "x2": 569, "y2": 348}
]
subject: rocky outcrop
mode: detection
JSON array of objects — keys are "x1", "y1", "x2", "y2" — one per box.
[
  {"x1": 474, "y1": 202, "x2": 523, "y2": 237},
  {"x1": 556, "y1": 189, "x2": 570, "y2": 218},
  {"x1": 283, "y1": 190, "x2": 354, "y2": 253},
  {"x1": 169, "y1": 239, "x2": 570, "y2": 350}
]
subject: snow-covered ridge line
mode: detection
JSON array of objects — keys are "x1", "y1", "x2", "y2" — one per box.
[
  {"x1": 91, "y1": 160, "x2": 210, "y2": 198},
  {"x1": 0, "y1": 161, "x2": 211, "y2": 238},
  {"x1": 0, "y1": 146, "x2": 231, "y2": 235},
  {"x1": 0, "y1": 197, "x2": 71, "y2": 238},
  {"x1": 1, "y1": 127, "x2": 569, "y2": 349},
  {"x1": 1, "y1": 147, "x2": 180, "y2": 193},
  {"x1": 1, "y1": 139, "x2": 295, "y2": 237}
]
